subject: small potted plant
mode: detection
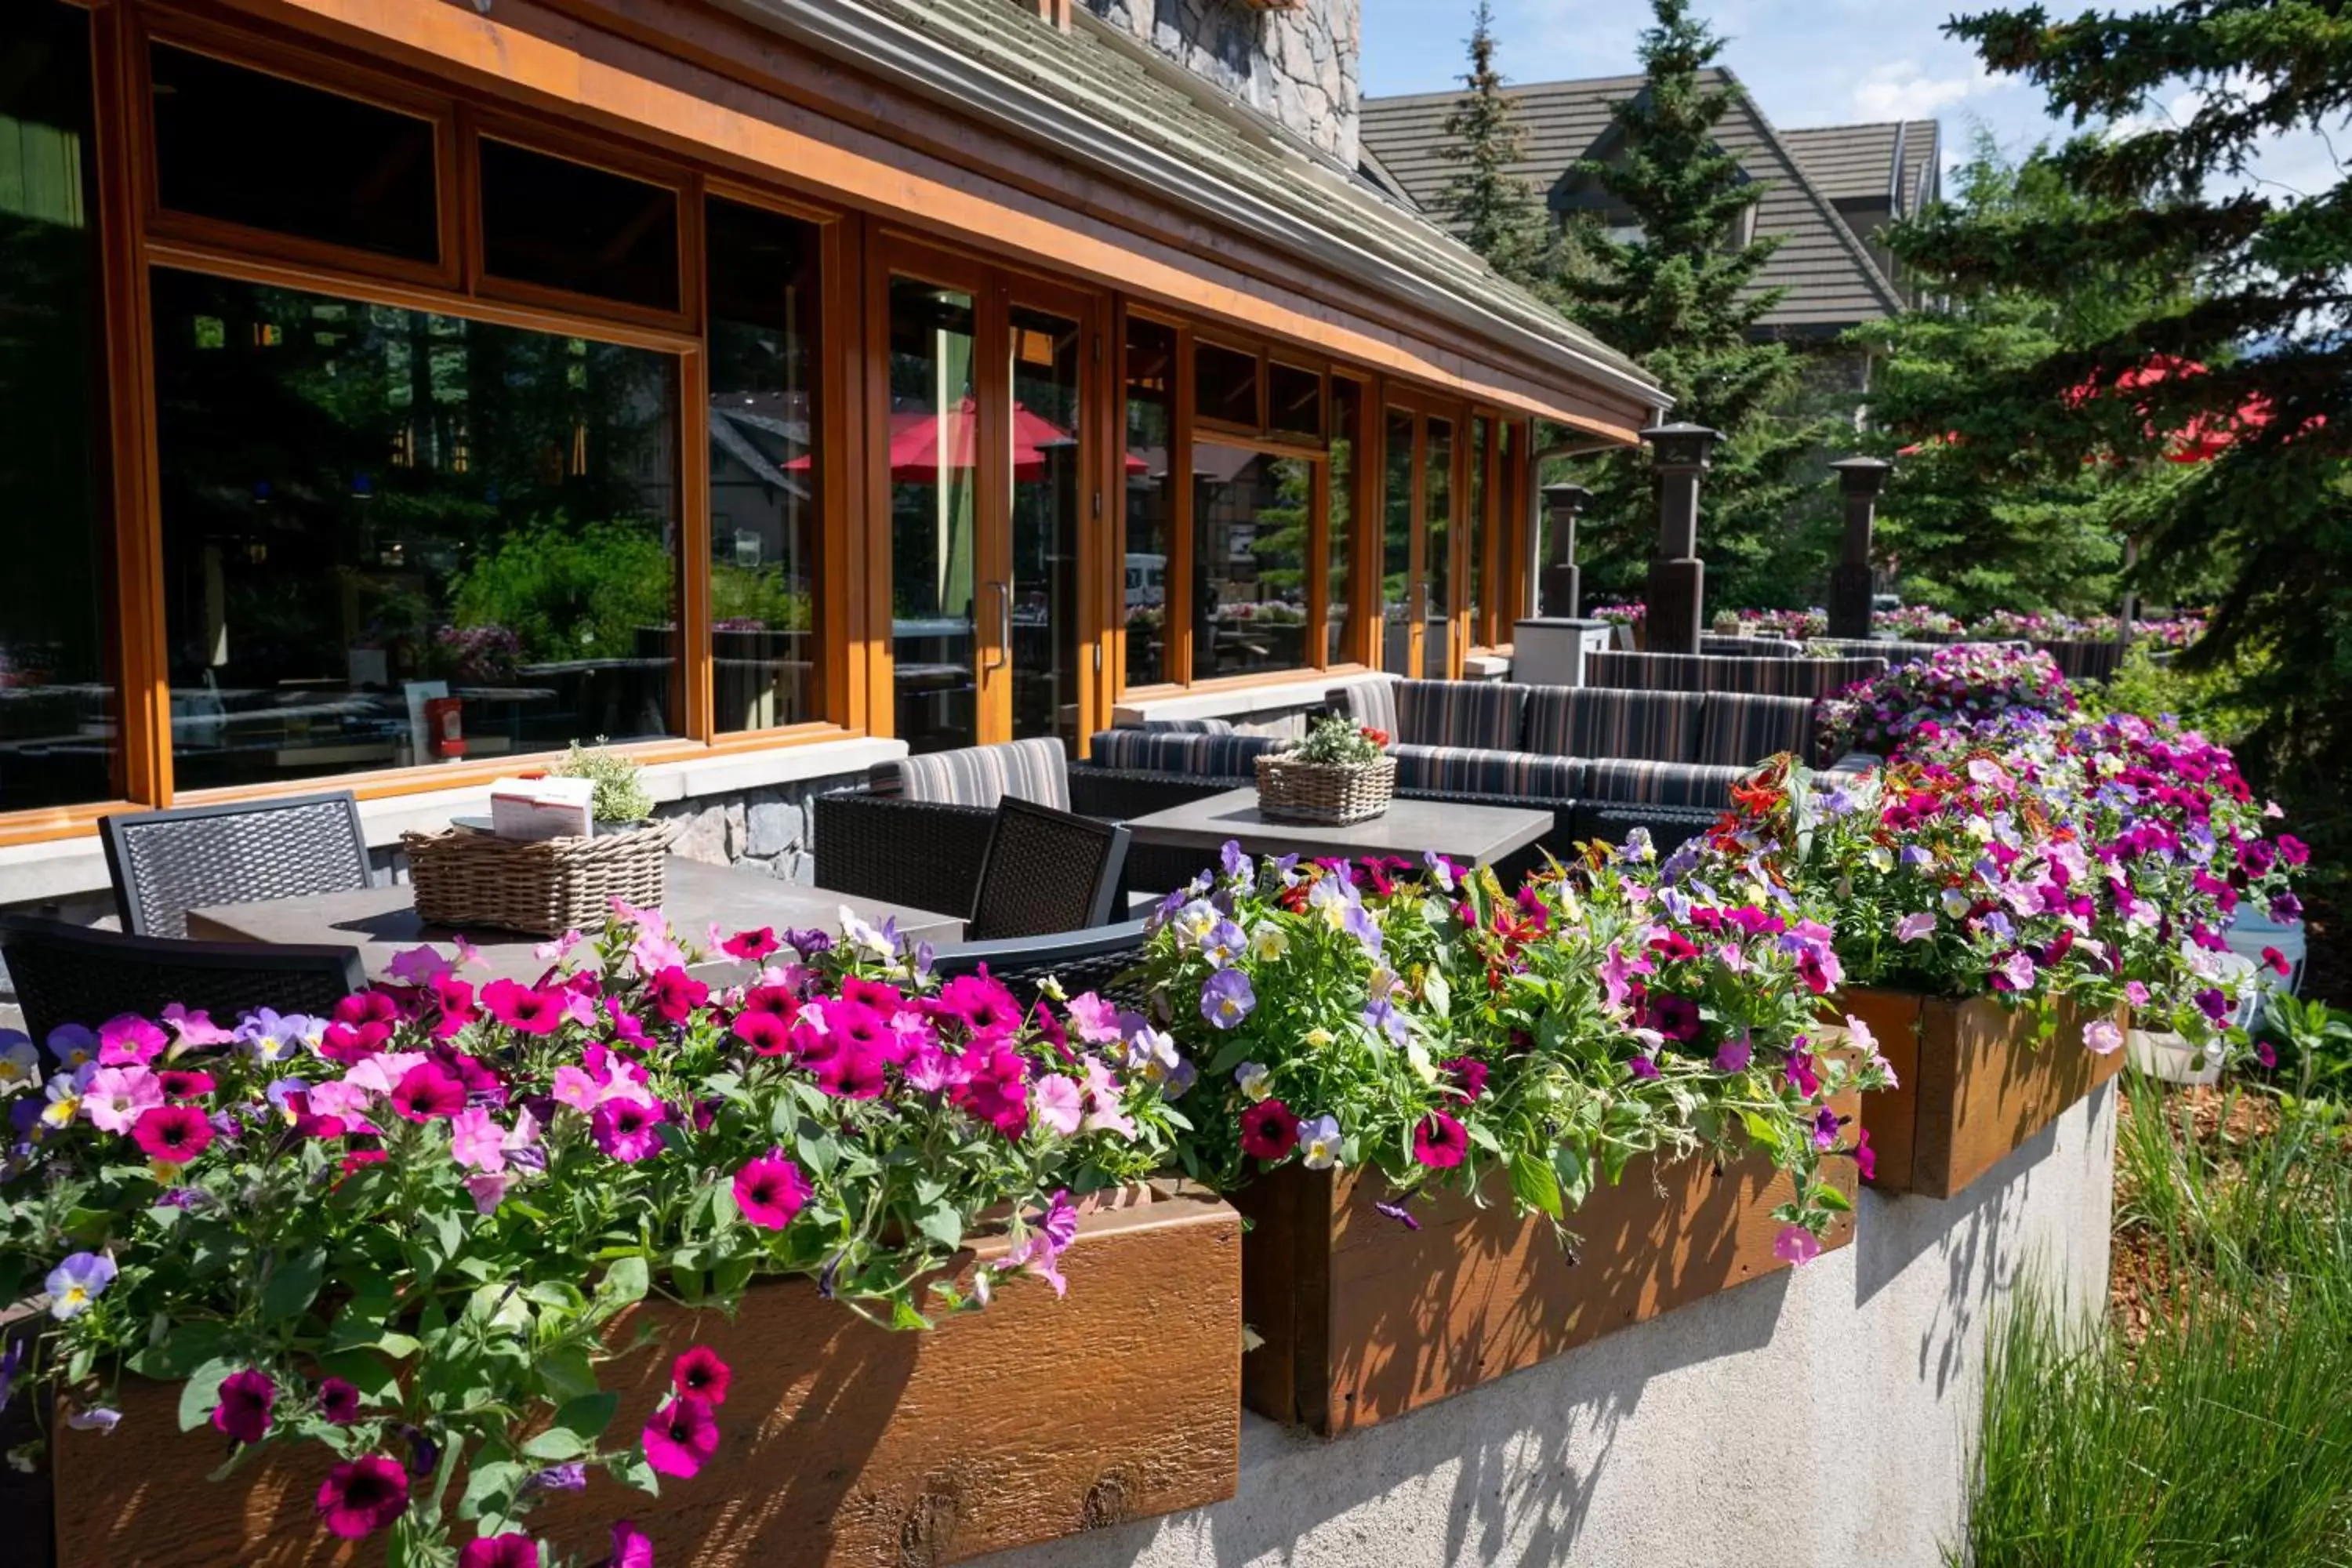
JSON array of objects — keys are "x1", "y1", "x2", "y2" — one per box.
[
  {"x1": 1254, "y1": 713, "x2": 1396, "y2": 825},
  {"x1": 403, "y1": 742, "x2": 677, "y2": 936}
]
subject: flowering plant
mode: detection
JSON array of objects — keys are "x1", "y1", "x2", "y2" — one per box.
[
  {"x1": 1737, "y1": 607, "x2": 1828, "y2": 641},
  {"x1": 1818, "y1": 644, "x2": 2076, "y2": 759},
  {"x1": 1873, "y1": 605, "x2": 1962, "y2": 639},
  {"x1": 1135, "y1": 840, "x2": 1890, "y2": 1258},
  {"x1": 0, "y1": 906, "x2": 1178, "y2": 1565},
  {"x1": 1288, "y1": 713, "x2": 1387, "y2": 766},
  {"x1": 1591, "y1": 602, "x2": 1646, "y2": 627}
]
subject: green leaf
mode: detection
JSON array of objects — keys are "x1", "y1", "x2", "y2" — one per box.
[
  {"x1": 1553, "y1": 1146, "x2": 1592, "y2": 1212},
  {"x1": 459, "y1": 1458, "x2": 528, "y2": 1523},
  {"x1": 535, "y1": 1346, "x2": 600, "y2": 1405},
  {"x1": 261, "y1": 1249, "x2": 327, "y2": 1323},
  {"x1": 129, "y1": 1321, "x2": 233, "y2": 1381},
  {"x1": 915, "y1": 1204, "x2": 964, "y2": 1251},
  {"x1": 1813, "y1": 1183, "x2": 1854, "y2": 1214},
  {"x1": 521, "y1": 1428, "x2": 589, "y2": 1462},
  {"x1": 1508, "y1": 1150, "x2": 1563, "y2": 1220},
  {"x1": 597, "y1": 1255, "x2": 650, "y2": 1307},
  {"x1": 178, "y1": 1358, "x2": 238, "y2": 1433},
  {"x1": 552, "y1": 1390, "x2": 619, "y2": 1444},
  {"x1": 794, "y1": 1129, "x2": 840, "y2": 1180},
  {"x1": 315, "y1": 1349, "x2": 399, "y2": 1406}
]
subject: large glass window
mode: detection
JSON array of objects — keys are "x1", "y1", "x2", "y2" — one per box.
[
  {"x1": 1468, "y1": 416, "x2": 1489, "y2": 648},
  {"x1": 151, "y1": 270, "x2": 681, "y2": 791},
  {"x1": 1382, "y1": 410, "x2": 1413, "y2": 674},
  {"x1": 1192, "y1": 443, "x2": 1312, "y2": 680},
  {"x1": 706, "y1": 198, "x2": 821, "y2": 733},
  {"x1": 1426, "y1": 416, "x2": 1454, "y2": 667},
  {"x1": 479, "y1": 140, "x2": 679, "y2": 313},
  {"x1": 0, "y1": 5, "x2": 115, "y2": 810},
  {"x1": 1122, "y1": 318, "x2": 1176, "y2": 688},
  {"x1": 886, "y1": 279, "x2": 978, "y2": 754},
  {"x1": 1011, "y1": 309, "x2": 1085, "y2": 751},
  {"x1": 151, "y1": 44, "x2": 440, "y2": 264},
  {"x1": 1327, "y1": 379, "x2": 1361, "y2": 665},
  {"x1": 1194, "y1": 340, "x2": 1258, "y2": 428}
]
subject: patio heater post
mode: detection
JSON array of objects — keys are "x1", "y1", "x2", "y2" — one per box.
[
  {"x1": 1639, "y1": 423, "x2": 1722, "y2": 656},
  {"x1": 1826, "y1": 456, "x2": 1893, "y2": 641},
  {"x1": 1540, "y1": 483, "x2": 1592, "y2": 619}
]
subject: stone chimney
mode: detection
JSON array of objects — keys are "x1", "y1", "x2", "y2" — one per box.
[{"x1": 1081, "y1": 0, "x2": 1363, "y2": 166}]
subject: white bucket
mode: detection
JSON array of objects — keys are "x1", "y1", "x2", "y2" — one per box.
[{"x1": 2127, "y1": 1029, "x2": 2223, "y2": 1087}]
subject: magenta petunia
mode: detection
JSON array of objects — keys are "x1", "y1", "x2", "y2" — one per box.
[
  {"x1": 672, "y1": 1345, "x2": 731, "y2": 1407},
  {"x1": 212, "y1": 1368, "x2": 277, "y2": 1445},
  {"x1": 608, "y1": 1521, "x2": 655, "y2": 1568},
  {"x1": 133, "y1": 1103, "x2": 216, "y2": 1163},
  {"x1": 155, "y1": 1068, "x2": 216, "y2": 1101},
  {"x1": 720, "y1": 927, "x2": 781, "y2": 962},
  {"x1": 732, "y1": 1152, "x2": 811, "y2": 1231},
  {"x1": 936, "y1": 974, "x2": 1020, "y2": 1041},
  {"x1": 481, "y1": 979, "x2": 565, "y2": 1036},
  {"x1": 317, "y1": 1377, "x2": 362, "y2": 1425},
  {"x1": 457, "y1": 1535, "x2": 540, "y2": 1568},
  {"x1": 316, "y1": 1454, "x2": 409, "y2": 1540},
  {"x1": 1410, "y1": 1111, "x2": 1468, "y2": 1169},
  {"x1": 815, "y1": 1043, "x2": 888, "y2": 1102},
  {"x1": 390, "y1": 1062, "x2": 469, "y2": 1123},
  {"x1": 1773, "y1": 1224, "x2": 1823, "y2": 1266},
  {"x1": 730, "y1": 1009, "x2": 791, "y2": 1057},
  {"x1": 96, "y1": 1014, "x2": 169, "y2": 1067},
  {"x1": 1853, "y1": 1126, "x2": 1878, "y2": 1183},
  {"x1": 641, "y1": 966, "x2": 710, "y2": 1025},
  {"x1": 641, "y1": 1395, "x2": 720, "y2": 1478},
  {"x1": 1238, "y1": 1098, "x2": 1300, "y2": 1162},
  {"x1": 590, "y1": 1096, "x2": 669, "y2": 1163},
  {"x1": 1441, "y1": 1057, "x2": 1490, "y2": 1102}
]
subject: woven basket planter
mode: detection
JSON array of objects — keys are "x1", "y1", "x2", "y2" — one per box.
[
  {"x1": 402, "y1": 818, "x2": 678, "y2": 936},
  {"x1": 1254, "y1": 752, "x2": 1396, "y2": 825}
]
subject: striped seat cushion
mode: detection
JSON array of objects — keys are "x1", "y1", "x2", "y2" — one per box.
[
  {"x1": 1583, "y1": 650, "x2": 1711, "y2": 692},
  {"x1": 1523, "y1": 688, "x2": 1703, "y2": 763},
  {"x1": 1392, "y1": 745, "x2": 1583, "y2": 801},
  {"x1": 1581, "y1": 758, "x2": 1752, "y2": 809},
  {"x1": 1696, "y1": 693, "x2": 1819, "y2": 767},
  {"x1": 868, "y1": 737, "x2": 1070, "y2": 811},
  {"x1": 1133, "y1": 717, "x2": 1236, "y2": 734},
  {"x1": 1087, "y1": 730, "x2": 1279, "y2": 777},
  {"x1": 1701, "y1": 635, "x2": 1803, "y2": 659},
  {"x1": 1783, "y1": 656, "x2": 1889, "y2": 699},
  {"x1": 1326, "y1": 679, "x2": 1399, "y2": 739},
  {"x1": 1392, "y1": 680, "x2": 1528, "y2": 749}
]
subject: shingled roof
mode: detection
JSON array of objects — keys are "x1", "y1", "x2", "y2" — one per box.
[
  {"x1": 1361, "y1": 68, "x2": 1911, "y2": 337},
  {"x1": 1780, "y1": 122, "x2": 1905, "y2": 205},
  {"x1": 760, "y1": 0, "x2": 1656, "y2": 405}
]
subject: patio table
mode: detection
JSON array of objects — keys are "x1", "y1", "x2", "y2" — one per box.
[
  {"x1": 1122, "y1": 786, "x2": 1551, "y2": 870},
  {"x1": 187, "y1": 855, "x2": 964, "y2": 985}
]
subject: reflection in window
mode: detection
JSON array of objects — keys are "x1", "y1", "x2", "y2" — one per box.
[
  {"x1": 1123, "y1": 318, "x2": 1176, "y2": 689},
  {"x1": 1192, "y1": 443, "x2": 1312, "y2": 679},
  {"x1": 1382, "y1": 410, "x2": 1412, "y2": 674},
  {"x1": 0, "y1": 5, "x2": 115, "y2": 810},
  {"x1": 151, "y1": 44, "x2": 439, "y2": 263},
  {"x1": 886, "y1": 280, "x2": 978, "y2": 754},
  {"x1": 479, "y1": 140, "x2": 679, "y2": 312},
  {"x1": 1194, "y1": 340, "x2": 1258, "y2": 427},
  {"x1": 1327, "y1": 379, "x2": 1361, "y2": 665},
  {"x1": 151, "y1": 270, "x2": 681, "y2": 791},
  {"x1": 1011, "y1": 309, "x2": 1084, "y2": 753},
  {"x1": 1269, "y1": 361, "x2": 1323, "y2": 441},
  {"x1": 1468, "y1": 416, "x2": 1488, "y2": 648},
  {"x1": 706, "y1": 197, "x2": 821, "y2": 733},
  {"x1": 1426, "y1": 416, "x2": 1454, "y2": 673}
]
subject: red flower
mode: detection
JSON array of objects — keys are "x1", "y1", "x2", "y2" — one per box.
[
  {"x1": 673, "y1": 1345, "x2": 732, "y2": 1407},
  {"x1": 2263, "y1": 946, "x2": 2292, "y2": 977},
  {"x1": 1441, "y1": 1057, "x2": 1490, "y2": 1102},
  {"x1": 1239, "y1": 1098, "x2": 1301, "y2": 1162},
  {"x1": 319, "y1": 1021, "x2": 392, "y2": 1064},
  {"x1": 430, "y1": 973, "x2": 480, "y2": 1038},
  {"x1": 481, "y1": 979, "x2": 565, "y2": 1036},
  {"x1": 840, "y1": 976, "x2": 906, "y2": 1013},
  {"x1": 730, "y1": 1009, "x2": 792, "y2": 1056},
  {"x1": 720, "y1": 927, "x2": 781, "y2": 962},
  {"x1": 390, "y1": 1062, "x2": 468, "y2": 1123},
  {"x1": 642, "y1": 966, "x2": 710, "y2": 1025},
  {"x1": 1411, "y1": 1112, "x2": 1468, "y2": 1169},
  {"x1": 132, "y1": 1104, "x2": 215, "y2": 1163},
  {"x1": 641, "y1": 1395, "x2": 720, "y2": 1478},
  {"x1": 316, "y1": 1454, "x2": 409, "y2": 1540}
]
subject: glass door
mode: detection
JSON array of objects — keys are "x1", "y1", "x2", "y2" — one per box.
[
  {"x1": 886, "y1": 251, "x2": 1102, "y2": 753},
  {"x1": 1381, "y1": 404, "x2": 1465, "y2": 679}
]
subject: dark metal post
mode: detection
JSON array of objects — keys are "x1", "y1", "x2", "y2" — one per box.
[
  {"x1": 1539, "y1": 483, "x2": 1591, "y2": 619},
  {"x1": 1826, "y1": 456, "x2": 1893, "y2": 641},
  {"x1": 1639, "y1": 423, "x2": 1722, "y2": 656}
]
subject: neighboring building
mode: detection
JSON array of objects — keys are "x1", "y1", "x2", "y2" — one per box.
[
  {"x1": 1362, "y1": 71, "x2": 1942, "y2": 345},
  {"x1": 0, "y1": 0, "x2": 1660, "y2": 908}
]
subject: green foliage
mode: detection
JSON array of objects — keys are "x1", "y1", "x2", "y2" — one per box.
[
  {"x1": 1552, "y1": 0, "x2": 1838, "y2": 608},
  {"x1": 1436, "y1": 3, "x2": 1555, "y2": 292},
  {"x1": 552, "y1": 739, "x2": 654, "y2": 826},
  {"x1": 1912, "y1": 0, "x2": 2352, "y2": 868},
  {"x1": 1290, "y1": 712, "x2": 1385, "y2": 764},
  {"x1": 2085, "y1": 642, "x2": 2268, "y2": 748},
  {"x1": 710, "y1": 564, "x2": 812, "y2": 632},
  {"x1": 446, "y1": 514, "x2": 673, "y2": 666}
]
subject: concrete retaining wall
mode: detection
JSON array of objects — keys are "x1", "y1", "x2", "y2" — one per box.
[{"x1": 978, "y1": 1079, "x2": 2118, "y2": 1568}]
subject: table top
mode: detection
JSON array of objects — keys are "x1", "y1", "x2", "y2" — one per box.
[
  {"x1": 1121, "y1": 787, "x2": 1552, "y2": 868},
  {"x1": 188, "y1": 856, "x2": 964, "y2": 985}
]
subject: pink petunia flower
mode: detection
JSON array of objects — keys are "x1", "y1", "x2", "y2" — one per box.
[
  {"x1": 641, "y1": 1396, "x2": 719, "y2": 1478},
  {"x1": 84, "y1": 1065, "x2": 162, "y2": 1134},
  {"x1": 608, "y1": 1522, "x2": 655, "y2": 1568},
  {"x1": 386, "y1": 946, "x2": 454, "y2": 987},
  {"x1": 317, "y1": 1377, "x2": 361, "y2": 1425},
  {"x1": 1032, "y1": 1074, "x2": 1084, "y2": 1136},
  {"x1": 591, "y1": 1097, "x2": 668, "y2": 1163},
  {"x1": 316, "y1": 1455, "x2": 409, "y2": 1540},
  {"x1": 449, "y1": 1106, "x2": 508, "y2": 1173},
  {"x1": 457, "y1": 1536, "x2": 539, "y2": 1568},
  {"x1": 132, "y1": 1103, "x2": 214, "y2": 1163},
  {"x1": 211, "y1": 1369, "x2": 276, "y2": 1445},
  {"x1": 721, "y1": 927, "x2": 781, "y2": 962},
  {"x1": 1773, "y1": 1225, "x2": 1823, "y2": 1266},
  {"x1": 731, "y1": 1152, "x2": 810, "y2": 1231},
  {"x1": 96, "y1": 1014, "x2": 169, "y2": 1067},
  {"x1": 481, "y1": 980, "x2": 564, "y2": 1036},
  {"x1": 1411, "y1": 1111, "x2": 1468, "y2": 1169},
  {"x1": 162, "y1": 1003, "x2": 235, "y2": 1048},
  {"x1": 390, "y1": 1062, "x2": 468, "y2": 1123},
  {"x1": 672, "y1": 1346, "x2": 731, "y2": 1407}
]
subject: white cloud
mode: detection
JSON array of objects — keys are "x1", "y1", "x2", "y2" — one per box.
[{"x1": 1851, "y1": 59, "x2": 1994, "y2": 122}]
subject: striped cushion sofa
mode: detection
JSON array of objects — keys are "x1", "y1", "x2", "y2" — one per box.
[{"x1": 1583, "y1": 650, "x2": 1889, "y2": 699}]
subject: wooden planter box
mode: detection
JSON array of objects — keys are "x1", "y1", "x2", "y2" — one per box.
[
  {"x1": 54, "y1": 1190, "x2": 1241, "y2": 1568},
  {"x1": 1838, "y1": 989, "x2": 2127, "y2": 1200},
  {"x1": 1232, "y1": 1090, "x2": 1858, "y2": 1437}
]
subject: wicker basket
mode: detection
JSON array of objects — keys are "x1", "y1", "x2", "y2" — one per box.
[
  {"x1": 402, "y1": 819, "x2": 679, "y2": 937},
  {"x1": 1254, "y1": 752, "x2": 1396, "y2": 825}
]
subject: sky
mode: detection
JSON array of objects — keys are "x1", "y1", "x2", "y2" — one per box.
[{"x1": 1358, "y1": 0, "x2": 2343, "y2": 203}]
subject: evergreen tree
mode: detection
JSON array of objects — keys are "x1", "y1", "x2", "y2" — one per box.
[
  {"x1": 1903, "y1": 2, "x2": 2352, "y2": 837},
  {"x1": 1849, "y1": 134, "x2": 2197, "y2": 617},
  {"x1": 1437, "y1": 3, "x2": 1552, "y2": 290},
  {"x1": 1559, "y1": 0, "x2": 1832, "y2": 608}
]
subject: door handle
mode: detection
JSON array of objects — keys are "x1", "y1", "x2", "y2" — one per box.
[{"x1": 985, "y1": 580, "x2": 1011, "y2": 671}]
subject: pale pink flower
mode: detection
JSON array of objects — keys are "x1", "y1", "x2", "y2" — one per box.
[
  {"x1": 464, "y1": 1174, "x2": 512, "y2": 1214},
  {"x1": 533, "y1": 930, "x2": 586, "y2": 964},
  {"x1": 162, "y1": 1004, "x2": 235, "y2": 1049},
  {"x1": 343, "y1": 1052, "x2": 426, "y2": 1098},
  {"x1": 1033, "y1": 1075, "x2": 1084, "y2": 1137},
  {"x1": 84, "y1": 1065, "x2": 162, "y2": 1134},
  {"x1": 1080, "y1": 1058, "x2": 1136, "y2": 1138},
  {"x1": 306, "y1": 1080, "x2": 376, "y2": 1123},
  {"x1": 451, "y1": 935, "x2": 485, "y2": 971},
  {"x1": 2082, "y1": 1018, "x2": 2125, "y2": 1056},
  {"x1": 1895, "y1": 912, "x2": 1937, "y2": 943},
  {"x1": 386, "y1": 946, "x2": 453, "y2": 986},
  {"x1": 1773, "y1": 1225, "x2": 1823, "y2": 1266},
  {"x1": 630, "y1": 927, "x2": 688, "y2": 978},
  {"x1": 449, "y1": 1107, "x2": 507, "y2": 1174},
  {"x1": 1065, "y1": 993, "x2": 1123, "y2": 1045},
  {"x1": 551, "y1": 1066, "x2": 604, "y2": 1115}
]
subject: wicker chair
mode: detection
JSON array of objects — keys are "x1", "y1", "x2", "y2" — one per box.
[
  {"x1": 930, "y1": 918, "x2": 1153, "y2": 1010},
  {"x1": 100, "y1": 793, "x2": 372, "y2": 938},
  {"x1": 967, "y1": 798, "x2": 1131, "y2": 942},
  {"x1": 0, "y1": 913, "x2": 366, "y2": 1040}
]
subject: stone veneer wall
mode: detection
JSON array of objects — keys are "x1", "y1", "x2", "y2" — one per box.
[{"x1": 1083, "y1": 0, "x2": 1361, "y2": 166}]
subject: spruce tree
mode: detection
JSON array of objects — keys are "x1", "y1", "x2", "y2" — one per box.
[
  {"x1": 1437, "y1": 3, "x2": 1551, "y2": 291},
  {"x1": 1559, "y1": 0, "x2": 1831, "y2": 609},
  {"x1": 1903, "y1": 2, "x2": 2352, "y2": 842}
]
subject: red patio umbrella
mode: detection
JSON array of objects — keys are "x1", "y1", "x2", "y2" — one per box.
[{"x1": 785, "y1": 399, "x2": 1147, "y2": 481}]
